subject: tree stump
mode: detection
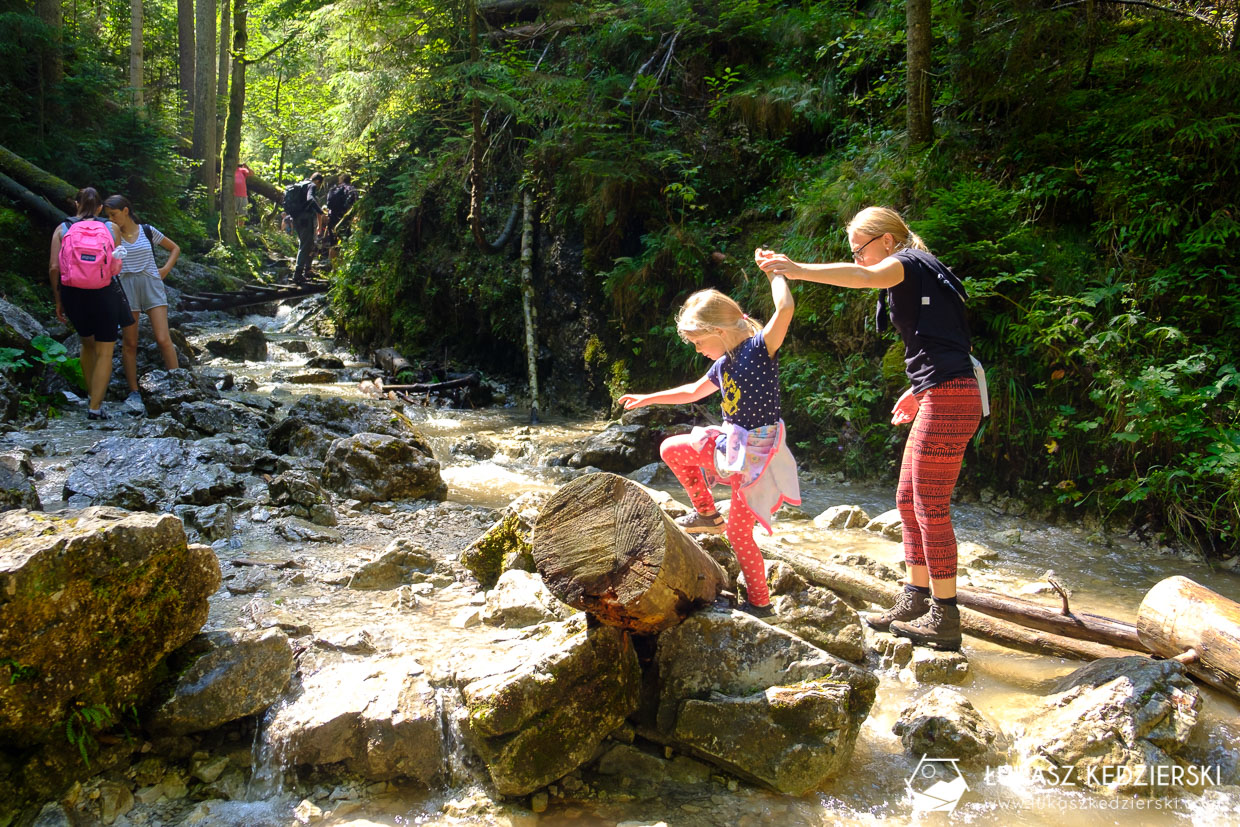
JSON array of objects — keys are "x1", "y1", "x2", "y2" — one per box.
[
  {"x1": 532, "y1": 472, "x2": 728, "y2": 634},
  {"x1": 1137, "y1": 576, "x2": 1240, "y2": 699}
]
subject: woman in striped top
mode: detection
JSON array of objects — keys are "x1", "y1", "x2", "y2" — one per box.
[{"x1": 103, "y1": 195, "x2": 181, "y2": 413}]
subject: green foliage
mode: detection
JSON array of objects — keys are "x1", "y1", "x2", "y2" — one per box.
[
  {"x1": 30, "y1": 335, "x2": 84, "y2": 391},
  {"x1": 64, "y1": 703, "x2": 114, "y2": 766}
]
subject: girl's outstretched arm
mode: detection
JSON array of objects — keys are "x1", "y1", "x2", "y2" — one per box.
[
  {"x1": 618, "y1": 374, "x2": 717, "y2": 410},
  {"x1": 755, "y1": 249, "x2": 904, "y2": 290},
  {"x1": 761, "y1": 272, "x2": 794, "y2": 356}
]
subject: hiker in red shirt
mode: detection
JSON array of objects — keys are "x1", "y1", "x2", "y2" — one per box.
[{"x1": 234, "y1": 163, "x2": 252, "y2": 225}]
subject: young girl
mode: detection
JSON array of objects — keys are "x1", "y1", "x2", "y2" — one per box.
[
  {"x1": 757, "y1": 207, "x2": 983, "y2": 650},
  {"x1": 618, "y1": 271, "x2": 799, "y2": 615},
  {"x1": 103, "y1": 195, "x2": 181, "y2": 414}
]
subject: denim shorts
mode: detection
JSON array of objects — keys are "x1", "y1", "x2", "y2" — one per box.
[{"x1": 118, "y1": 271, "x2": 169, "y2": 312}]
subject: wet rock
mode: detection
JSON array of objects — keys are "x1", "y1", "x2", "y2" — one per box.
[
  {"x1": 265, "y1": 655, "x2": 442, "y2": 784},
  {"x1": 626, "y1": 461, "x2": 677, "y2": 486},
  {"x1": 0, "y1": 297, "x2": 47, "y2": 351},
  {"x1": 459, "y1": 617, "x2": 642, "y2": 796},
  {"x1": 284, "y1": 369, "x2": 337, "y2": 385},
  {"x1": 98, "y1": 780, "x2": 134, "y2": 825},
  {"x1": 147, "y1": 629, "x2": 293, "y2": 736},
  {"x1": 481, "y1": 569, "x2": 575, "y2": 628},
  {"x1": 829, "y1": 552, "x2": 903, "y2": 583},
  {"x1": 188, "y1": 502, "x2": 234, "y2": 541},
  {"x1": 266, "y1": 395, "x2": 434, "y2": 461},
  {"x1": 138, "y1": 369, "x2": 221, "y2": 417},
  {"x1": 653, "y1": 608, "x2": 878, "y2": 795},
  {"x1": 275, "y1": 516, "x2": 342, "y2": 543},
  {"x1": 768, "y1": 571, "x2": 865, "y2": 663},
  {"x1": 173, "y1": 400, "x2": 235, "y2": 436},
  {"x1": 460, "y1": 512, "x2": 533, "y2": 589},
  {"x1": 861, "y1": 627, "x2": 914, "y2": 669},
  {"x1": 195, "y1": 436, "x2": 279, "y2": 474},
  {"x1": 269, "y1": 469, "x2": 337, "y2": 526},
  {"x1": 451, "y1": 435, "x2": 497, "y2": 460},
  {"x1": 812, "y1": 505, "x2": 870, "y2": 530},
  {"x1": 227, "y1": 567, "x2": 272, "y2": 594},
  {"x1": 135, "y1": 415, "x2": 196, "y2": 440},
  {"x1": 566, "y1": 424, "x2": 658, "y2": 473},
  {"x1": 0, "y1": 371, "x2": 22, "y2": 422},
  {"x1": 29, "y1": 802, "x2": 73, "y2": 827},
  {"x1": 893, "y1": 687, "x2": 1008, "y2": 762},
  {"x1": 284, "y1": 340, "x2": 313, "y2": 355},
  {"x1": 305, "y1": 355, "x2": 345, "y2": 369},
  {"x1": 909, "y1": 647, "x2": 970, "y2": 685},
  {"x1": 349, "y1": 540, "x2": 434, "y2": 590},
  {"x1": 0, "y1": 508, "x2": 220, "y2": 746},
  {"x1": 863, "y1": 509, "x2": 903, "y2": 541},
  {"x1": 0, "y1": 450, "x2": 41, "y2": 512},
  {"x1": 243, "y1": 598, "x2": 312, "y2": 636},
  {"x1": 176, "y1": 462, "x2": 247, "y2": 506},
  {"x1": 321, "y1": 433, "x2": 445, "y2": 503},
  {"x1": 196, "y1": 366, "x2": 234, "y2": 390},
  {"x1": 205, "y1": 325, "x2": 268, "y2": 362},
  {"x1": 1015, "y1": 657, "x2": 1201, "y2": 792}
]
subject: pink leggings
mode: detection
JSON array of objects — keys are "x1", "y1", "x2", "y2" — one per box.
[
  {"x1": 660, "y1": 433, "x2": 770, "y2": 606},
  {"x1": 897, "y1": 376, "x2": 982, "y2": 580}
]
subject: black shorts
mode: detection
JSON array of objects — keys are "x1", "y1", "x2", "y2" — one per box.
[{"x1": 60, "y1": 281, "x2": 135, "y2": 343}]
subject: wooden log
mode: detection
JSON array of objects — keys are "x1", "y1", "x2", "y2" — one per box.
[
  {"x1": 0, "y1": 172, "x2": 68, "y2": 226},
  {"x1": 0, "y1": 144, "x2": 78, "y2": 212},
  {"x1": 1138, "y1": 576, "x2": 1240, "y2": 699},
  {"x1": 533, "y1": 472, "x2": 728, "y2": 634},
  {"x1": 246, "y1": 173, "x2": 284, "y2": 206},
  {"x1": 762, "y1": 546, "x2": 1144, "y2": 662},
  {"x1": 373, "y1": 347, "x2": 412, "y2": 376},
  {"x1": 956, "y1": 583, "x2": 1145, "y2": 651}
]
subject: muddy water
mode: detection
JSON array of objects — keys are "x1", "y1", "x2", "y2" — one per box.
[{"x1": 13, "y1": 305, "x2": 1240, "y2": 826}]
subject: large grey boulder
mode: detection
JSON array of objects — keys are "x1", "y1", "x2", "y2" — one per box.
[
  {"x1": 0, "y1": 508, "x2": 220, "y2": 746},
  {"x1": 147, "y1": 629, "x2": 294, "y2": 735},
  {"x1": 892, "y1": 687, "x2": 1008, "y2": 762},
  {"x1": 0, "y1": 450, "x2": 40, "y2": 512},
  {"x1": 173, "y1": 401, "x2": 235, "y2": 436},
  {"x1": 266, "y1": 395, "x2": 434, "y2": 461},
  {"x1": 566, "y1": 424, "x2": 656, "y2": 473},
  {"x1": 653, "y1": 607, "x2": 878, "y2": 795},
  {"x1": 63, "y1": 437, "x2": 245, "y2": 510},
  {"x1": 458, "y1": 617, "x2": 642, "y2": 796},
  {"x1": 1015, "y1": 657, "x2": 1202, "y2": 792},
  {"x1": 263, "y1": 655, "x2": 442, "y2": 784},
  {"x1": 269, "y1": 468, "x2": 335, "y2": 526},
  {"x1": 321, "y1": 433, "x2": 445, "y2": 502},
  {"x1": 0, "y1": 297, "x2": 47, "y2": 351},
  {"x1": 767, "y1": 563, "x2": 865, "y2": 662},
  {"x1": 205, "y1": 325, "x2": 267, "y2": 362},
  {"x1": 481, "y1": 569, "x2": 574, "y2": 628},
  {"x1": 138, "y1": 369, "x2": 221, "y2": 417},
  {"x1": 348, "y1": 539, "x2": 434, "y2": 590}
]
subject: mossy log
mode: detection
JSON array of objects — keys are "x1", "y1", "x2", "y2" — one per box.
[
  {"x1": 245, "y1": 173, "x2": 283, "y2": 206},
  {"x1": 0, "y1": 172, "x2": 68, "y2": 226},
  {"x1": 0, "y1": 144, "x2": 78, "y2": 213},
  {"x1": 532, "y1": 472, "x2": 728, "y2": 634},
  {"x1": 1138, "y1": 576, "x2": 1240, "y2": 700}
]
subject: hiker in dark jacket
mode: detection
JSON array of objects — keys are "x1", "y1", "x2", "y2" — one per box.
[
  {"x1": 324, "y1": 174, "x2": 359, "y2": 267},
  {"x1": 289, "y1": 172, "x2": 324, "y2": 283}
]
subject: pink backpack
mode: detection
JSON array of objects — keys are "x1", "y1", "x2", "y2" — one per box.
[{"x1": 58, "y1": 218, "x2": 121, "y2": 289}]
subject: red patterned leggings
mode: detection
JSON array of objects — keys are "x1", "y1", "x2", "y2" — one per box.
[
  {"x1": 897, "y1": 376, "x2": 982, "y2": 581},
  {"x1": 659, "y1": 434, "x2": 770, "y2": 606}
]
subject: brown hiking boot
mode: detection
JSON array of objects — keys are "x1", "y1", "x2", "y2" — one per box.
[
  {"x1": 862, "y1": 587, "x2": 930, "y2": 632},
  {"x1": 890, "y1": 601, "x2": 962, "y2": 651},
  {"x1": 675, "y1": 510, "x2": 725, "y2": 535}
]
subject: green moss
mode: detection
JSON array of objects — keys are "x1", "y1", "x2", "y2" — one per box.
[{"x1": 460, "y1": 513, "x2": 531, "y2": 589}]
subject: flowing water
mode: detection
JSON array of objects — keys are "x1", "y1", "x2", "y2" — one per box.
[{"x1": 13, "y1": 303, "x2": 1240, "y2": 826}]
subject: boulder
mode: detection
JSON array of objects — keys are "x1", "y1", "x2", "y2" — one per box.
[
  {"x1": 263, "y1": 655, "x2": 442, "y2": 784},
  {"x1": 481, "y1": 569, "x2": 574, "y2": 628},
  {"x1": 812, "y1": 505, "x2": 870, "y2": 530},
  {"x1": 205, "y1": 325, "x2": 268, "y2": 362},
  {"x1": 284, "y1": 369, "x2": 337, "y2": 385},
  {"x1": 186, "y1": 503, "x2": 234, "y2": 541},
  {"x1": 138, "y1": 369, "x2": 221, "y2": 417},
  {"x1": 173, "y1": 401, "x2": 235, "y2": 436},
  {"x1": 451, "y1": 435, "x2": 497, "y2": 460},
  {"x1": 908, "y1": 648, "x2": 970, "y2": 685},
  {"x1": 864, "y1": 509, "x2": 903, "y2": 541},
  {"x1": 62, "y1": 437, "x2": 245, "y2": 511},
  {"x1": 268, "y1": 469, "x2": 336, "y2": 525},
  {"x1": 321, "y1": 433, "x2": 445, "y2": 503},
  {"x1": 892, "y1": 687, "x2": 1008, "y2": 762},
  {"x1": 767, "y1": 563, "x2": 865, "y2": 662},
  {"x1": 652, "y1": 608, "x2": 878, "y2": 795},
  {"x1": 459, "y1": 618, "x2": 642, "y2": 795},
  {"x1": 266, "y1": 395, "x2": 434, "y2": 461},
  {"x1": 0, "y1": 450, "x2": 41, "y2": 512},
  {"x1": 460, "y1": 512, "x2": 533, "y2": 589},
  {"x1": 349, "y1": 540, "x2": 434, "y2": 590},
  {"x1": 147, "y1": 629, "x2": 294, "y2": 736},
  {"x1": 1014, "y1": 657, "x2": 1201, "y2": 792},
  {"x1": 0, "y1": 508, "x2": 220, "y2": 746},
  {"x1": 566, "y1": 424, "x2": 657, "y2": 473},
  {"x1": 0, "y1": 297, "x2": 47, "y2": 351},
  {"x1": 305, "y1": 355, "x2": 345, "y2": 369}
]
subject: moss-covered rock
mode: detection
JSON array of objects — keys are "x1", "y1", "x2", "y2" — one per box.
[{"x1": 460, "y1": 512, "x2": 532, "y2": 589}]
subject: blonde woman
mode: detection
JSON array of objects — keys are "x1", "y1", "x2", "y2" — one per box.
[
  {"x1": 757, "y1": 207, "x2": 982, "y2": 650},
  {"x1": 619, "y1": 272, "x2": 799, "y2": 616}
]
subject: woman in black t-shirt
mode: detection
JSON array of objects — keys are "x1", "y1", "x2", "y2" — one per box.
[{"x1": 757, "y1": 207, "x2": 982, "y2": 651}]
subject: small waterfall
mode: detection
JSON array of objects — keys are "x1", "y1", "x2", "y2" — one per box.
[
  {"x1": 436, "y1": 686, "x2": 481, "y2": 788},
  {"x1": 247, "y1": 697, "x2": 293, "y2": 801}
]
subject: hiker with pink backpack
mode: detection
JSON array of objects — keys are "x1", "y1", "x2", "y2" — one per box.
[{"x1": 47, "y1": 187, "x2": 135, "y2": 421}]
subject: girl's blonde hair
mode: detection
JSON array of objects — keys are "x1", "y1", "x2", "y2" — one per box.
[
  {"x1": 847, "y1": 206, "x2": 929, "y2": 253},
  {"x1": 676, "y1": 288, "x2": 762, "y2": 352}
]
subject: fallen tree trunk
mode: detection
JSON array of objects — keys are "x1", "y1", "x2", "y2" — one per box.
[
  {"x1": 955, "y1": 583, "x2": 1144, "y2": 651},
  {"x1": 0, "y1": 173, "x2": 68, "y2": 226},
  {"x1": 1138, "y1": 576, "x2": 1240, "y2": 700},
  {"x1": 246, "y1": 173, "x2": 283, "y2": 205},
  {"x1": 0, "y1": 145, "x2": 78, "y2": 213},
  {"x1": 762, "y1": 546, "x2": 1144, "y2": 662},
  {"x1": 533, "y1": 472, "x2": 728, "y2": 634},
  {"x1": 372, "y1": 347, "x2": 412, "y2": 377}
]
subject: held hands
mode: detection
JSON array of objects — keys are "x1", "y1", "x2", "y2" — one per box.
[
  {"x1": 754, "y1": 247, "x2": 797, "y2": 279},
  {"x1": 891, "y1": 388, "x2": 919, "y2": 426}
]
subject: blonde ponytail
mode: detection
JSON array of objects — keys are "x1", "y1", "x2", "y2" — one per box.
[
  {"x1": 677, "y1": 289, "x2": 761, "y2": 352},
  {"x1": 848, "y1": 207, "x2": 929, "y2": 253}
]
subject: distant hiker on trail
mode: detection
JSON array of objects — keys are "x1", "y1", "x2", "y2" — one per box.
[
  {"x1": 284, "y1": 172, "x2": 324, "y2": 284},
  {"x1": 323, "y1": 173, "x2": 359, "y2": 267},
  {"x1": 618, "y1": 272, "x2": 800, "y2": 618},
  {"x1": 103, "y1": 195, "x2": 181, "y2": 416},
  {"x1": 757, "y1": 206, "x2": 985, "y2": 651},
  {"x1": 234, "y1": 163, "x2": 252, "y2": 225},
  {"x1": 48, "y1": 187, "x2": 135, "y2": 421}
]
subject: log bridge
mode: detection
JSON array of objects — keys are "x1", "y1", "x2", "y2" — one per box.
[{"x1": 178, "y1": 278, "x2": 330, "y2": 312}]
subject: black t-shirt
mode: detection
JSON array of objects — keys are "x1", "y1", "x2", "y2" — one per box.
[{"x1": 882, "y1": 248, "x2": 974, "y2": 393}]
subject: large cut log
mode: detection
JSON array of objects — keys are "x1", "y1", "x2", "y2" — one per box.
[
  {"x1": 762, "y1": 546, "x2": 1144, "y2": 662},
  {"x1": 373, "y1": 347, "x2": 413, "y2": 377},
  {"x1": 0, "y1": 144, "x2": 78, "y2": 212},
  {"x1": 1138, "y1": 576, "x2": 1240, "y2": 700},
  {"x1": 0, "y1": 172, "x2": 68, "y2": 226},
  {"x1": 533, "y1": 472, "x2": 728, "y2": 634}
]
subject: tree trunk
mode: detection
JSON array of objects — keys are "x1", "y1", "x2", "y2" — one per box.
[
  {"x1": 1138, "y1": 576, "x2": 1240, "y2": 700},
  {"x1": 955, "y1": 0, "x2": 978, "y2": 108},
  {"x1": 467, "y1": 0, "x2": 489, "y2": 251},
  {"x1": 215, "y1": 0, "x2": 231, "y2": 183},
  {"x1": 955, "y1": 583, "x2": 1144, "y2": 650},
  {"x1": 177, "y1": 0, "x2": 195, "y2": 128},
  {"x1": 1080, "y1": 0, "x2": 1098, "y2": 85},
  {"x1": 761, "y1": 545, "x2": 1144, "y2": 662},
  {"x1": 193, "y1": 0, "x2": 218, "y2": 199},
  {"x1": 245, "y1": 172, "x2": 282, "y2": 204},
  {"x1": 219, "y1": 0, "x2": 246, "y2": 245},
  {"x1": 372, "y1": 347, "x2": 413, "y2": 376},
  {"x1": 0, "y1": 172, "x2": 69, "y2": 226},
  {"x1": 532, "y1": 473, "x2": 729, "y2": 634},
  {"x1": 0, "y1": 144, "x2": 78, "y2": 212},
  {"x1": 906, "y1": 0, "x2": 933, "y2": 147},
  {"x1": 35, "y1": 0, "x2": 63, "y2": 137},
  {"x1": 519, "y1": 190, "x2": 540, "y2": 424},
  {"x1": 129, "y1": 0, "x2": 144, "y2": 105}
]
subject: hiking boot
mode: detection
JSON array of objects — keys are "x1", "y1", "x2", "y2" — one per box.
[
  {"x1": 739, "y1": 600, "x2": 775, "y2": 619},
  {"x1": 87, "y1": 409, "x2": 109, "y2": 421},
  {"x1": 674, "y1": 510, "x2": 725, "y2": 535},
  {"x1": 890, "y1": 601, "x2": 962, "y2": 651},
  {"x1": 123, "y1": 390, "x2": 145, "y2": 415},
  {"x1": 862, "y1": 587, "x2": 930, "y2": 632}
]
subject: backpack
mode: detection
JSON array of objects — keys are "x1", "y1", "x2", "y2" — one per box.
[
  {"x1": 326, "y1": 183, "x2": 357, "y2": 214},
  {"x1": 283, "y1": 181, "x2": 314, "y2": 216},
  {"x1": 58, "y1": 218, "x2": 120, "y2": 289}
]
